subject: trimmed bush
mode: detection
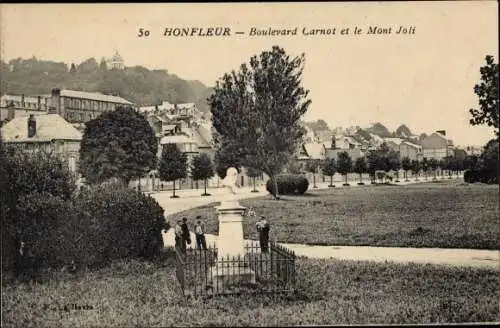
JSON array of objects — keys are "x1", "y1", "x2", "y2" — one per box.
[
  {"x1": 2, "y1": 148, "x2": 76, "y2": 274},
  {"x1": 15, "y1": 192, "x2": 86, "y2": 273},
  {"x1": 266, "y1": 174, "x2": 309, "y2": 195},
  {"x1": 74, "y1": 182, "x2": 168, "y2": 267}
]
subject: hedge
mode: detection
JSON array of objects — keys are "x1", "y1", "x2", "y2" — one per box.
[
  {"x1": 266, "y1": 174, "x2": 309, "y2": 195},
  {"x1": 73, "y1": 181, "x2": 168, "y2": 267}
]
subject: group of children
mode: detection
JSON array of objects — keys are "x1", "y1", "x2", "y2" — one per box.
[{"x1": 174, "y1": 210, "x2": 271, "y2": 254}]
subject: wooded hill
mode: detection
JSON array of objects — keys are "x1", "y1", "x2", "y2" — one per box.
[{"x1": 0, "y1": 57, "x2": 213, "y2": 112}]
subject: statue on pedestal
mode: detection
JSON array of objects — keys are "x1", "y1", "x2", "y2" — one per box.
[{"x1": 222, "y1": 167, "x2": 240, "y2": 195}]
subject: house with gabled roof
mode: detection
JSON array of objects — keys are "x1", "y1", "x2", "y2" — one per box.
[
  {"x1": 421, "y1": 131, "x2": 454, "y2": 160},
  {"x1": 1, "y1": 114, "x2": 82, "y2": 172}
]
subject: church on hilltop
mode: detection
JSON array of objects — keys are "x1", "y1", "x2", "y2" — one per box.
[{"x1": 106, "y1": 50, "x2": 124, "y2": 70}]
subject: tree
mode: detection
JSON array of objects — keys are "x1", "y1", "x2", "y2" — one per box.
[
  {"x1": 388, "y1": 151, "x2": 401, "y2": 182},
  {"x1": 322, "y1": 158, "x2": 337, "y2": 187},
  {"x1": 69, "y1": 63, "x2": 77, "y2": 74},
  {"x1": 411, "y1": 159, "x2": 421, "y2": 180},
  {"x1": 246, "y1": 166, "x2": 262, "y2": 192},
  {"x1": 190, "y1": 153, "x2": 214, "y2": 196},
  {"x1": 353, "y1": 157, "x2": 367, "y2": 185},
  {"x1": 428, "y1": 158, "x2": 439, "y2": 180},
  {"x1": 469, "y1": 55, "x2": 499, "y2": 138},
  {"x1": 209, "y1": 46, "x2": 311, "y2": 199},
  {"x1": 421, "y1": 158, "x2": 429, "y2": 180},
  {"x1": 158, "y1": 144, "x2": 187, "y2": 198},
  {"x1": 337, "y1": 151, "x2": 353, "y2": 186},
  {"x1": 366, "y1": 150, "x2": 379, "y2": 183},
  {"x1": 79, "y1": 106, "x2": 157, "y2": 186},
  {"x1": 401, "y1": 157, "x2": 412, "y2": 181},
  {"x1": 99, "y1": 58, "x2": 108, "y2": 71},
  {"x1": 479, "y1": 139, "x2": 499, "y2": 183},
  {"x1": 305, "y1": 159, "x2": 320, "y2": 188}
]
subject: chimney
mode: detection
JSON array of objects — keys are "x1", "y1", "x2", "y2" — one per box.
[
  {"x1": 436, "y1": 130, "x2": 446, "y2": 136},
  {"x1": 27, "y1": 114, "x2": 36, "y2": 138},
  {"x1": 21, "y1": 94, "x2": 25, "y2": 108}
]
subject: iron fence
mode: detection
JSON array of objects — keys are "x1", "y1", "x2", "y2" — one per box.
[{"x1": 174, "y1": 240, "x2": 296, "y2": 297}]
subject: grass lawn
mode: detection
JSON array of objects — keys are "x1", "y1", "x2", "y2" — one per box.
[
  {"x1": 170, "y1": 181, "x2": 499, "y2": 249},
  {"x1": 2, "y1": 252, "x2": 498, "y2": 326}
]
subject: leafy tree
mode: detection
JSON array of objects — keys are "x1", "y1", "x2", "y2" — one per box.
[
  {"x1": 190, "y1": 153, "x2": 214, "y2": 196},
  {"x1": 469, "y1": 55, "x2": 499, "y2": 138},
  {"x1": 421, "y1": 158, "x2": 429, "y2": 180},
  {"x1": 246, "y1": 166, "x2": 262, "y2": 192},
  {"x1": 337, "y1": 151, "x2": 353, "y2": 186},
  {"x1": 353, "y1": 157, "x2": 367, "y2": 185},
  {"x1": 411, "y1": 159, "x2": 421, "y2": 180},
  {"x1": 305, "y1": 159, "x2": 320, "y2": 188},
  {"x1": 428, "y1": 158, "x2": 439, "y2": 180},
  {"x1": 214, "y1": 139, "x2": 241, "y2": 181},
  {"x1": 388, "y1": 151, "x2": 401, "y2": 182},
  {"x1": 401, "y1": 157, "x2": 412, "y2": 181},
  {"x1": 321, "y1": 158, "x2": 337, "y2": 187},
  {"x1": 209, "y1": 46, "x2": 311, "y2": 199},
  {"x1": 158, "y1": 144, "x2": 187, "y2": 198},
  {"x1": 79, "y1": 106, "x2": 157, "y2": 186},
  {"x1": 479, "y1": 139, "x2": 499, "y2": 183},
  {"x1": 69, "y1": 63, "x2": 77, "y2": 74},
  {"x1": 99, "y1": 58, "x2": 108, "y2": 71},
  {"x1": 366, "y1": 150, "x2": 379, "y2": 183}
]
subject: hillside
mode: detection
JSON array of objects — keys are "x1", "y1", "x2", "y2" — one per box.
[{"x1": 0, "y1": 57, "x2": 213, "y2": 111}]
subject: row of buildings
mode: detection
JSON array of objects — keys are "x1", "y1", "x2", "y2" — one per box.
[
  {"x1": 0, "y1": 86, "x2": 477, "y2": 189},
  {"x1": 298, "y1": 125, "x2": 472, "y2": 165}
]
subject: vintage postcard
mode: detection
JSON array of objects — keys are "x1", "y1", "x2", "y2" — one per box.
[{"x1": 1, "y1": 2, "x2": 498, "y2": 327}]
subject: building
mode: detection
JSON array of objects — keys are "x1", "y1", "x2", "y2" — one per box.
[
  {"x1": 399, "y1": 141, "x2": 423, "y2": 161},
  {"x1": 384, "y1": 137, "x2": 404, "y2": 152},
  {"x1": 421, "y1": 131, "x2": 454, "y2": 160},
  {"x1": 48, "y1": 89, "x2": 137, "y2": 123},
  {"x1": 1, "y1": 114, "x2": 82, "y2": 172},
  {"x1": 106, "y1": 51, "x2": 125, "y2": 70},
  {"x1": 0, "y1": 94, "x2": 50, "y2": 122}
]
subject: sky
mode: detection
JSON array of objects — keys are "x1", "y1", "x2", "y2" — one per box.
[{"x1": 0, "y1": 2, "x2": 498, "y2": 146}]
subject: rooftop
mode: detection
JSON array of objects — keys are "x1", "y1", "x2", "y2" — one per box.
[
  {"x1": 1, "y1": 114, "x2": 82, "y2": 142},
  {"x1": 59, "y1": 89, "x2": 134, "y2": 105}
]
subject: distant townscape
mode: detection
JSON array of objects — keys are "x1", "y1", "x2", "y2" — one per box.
[{"x1": 0, "y1": 52, "x2": 492, "y2": 189}]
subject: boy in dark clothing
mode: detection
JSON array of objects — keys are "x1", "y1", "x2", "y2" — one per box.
[
  {"x1": 181, "y1": 217, "x2": 191, "y2": 253},
  {"x1": 256, "y1": 216, "x2": 270, "y2": 253}
]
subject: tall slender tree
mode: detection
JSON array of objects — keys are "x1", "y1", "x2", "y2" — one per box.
[
  {"x1": 190, "y1": 153, "x2": 214, "y2": 196},
  {"x1": 353, "y1": 157, "x2": 367, "y2": 185},
  {"x1": 322, "y1": 158, "x2": 337, "y2": 187},
  {"x1": 158, "y1": 144, "x2": 187, "y2": 198},
  {"x1": 208, "y1": 46, "x2": 311, "y2": 199},
  {"x1": 401, "y1": 157, "x2": 412, "y2": 181},
  {"x1": 246, "y1": 166, "x2": 262, "y2": 192},
  {"x1": 305, "y1": 159, "x2": 320, "y2": 188},
  {"x1": 337, "y1": 151, "x2": 353, "y2": 186}
]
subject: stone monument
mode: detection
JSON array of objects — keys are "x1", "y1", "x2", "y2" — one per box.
[{"x1": 209, "y1": 167, "x2": 256, "y2": 289}]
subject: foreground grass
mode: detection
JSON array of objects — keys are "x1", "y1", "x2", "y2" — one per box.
[
  {"x1": 2, "y1": 252, "x2": 499, "y2": 326},
  {"x1": 172, "y1": 181, "x2": 499, "y2": 249}
]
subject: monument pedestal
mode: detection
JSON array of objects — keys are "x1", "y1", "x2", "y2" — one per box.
[{"x1": 208, "y1": 201, "x2": 256, "y2": 290}]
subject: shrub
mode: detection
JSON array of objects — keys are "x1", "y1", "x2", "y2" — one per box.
[
  {"x1": 74, "y1": 182, "x2": 168, "y2": 267},
  {"x1": 266, "y1": 174, "x2": 309, "y2": 195},
  {"x1": 2, "y1": 149, "x2": 76, "y2": 273},
  {"x1": 15, "y1": 192, "x2": 86, "y2": 273}
]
